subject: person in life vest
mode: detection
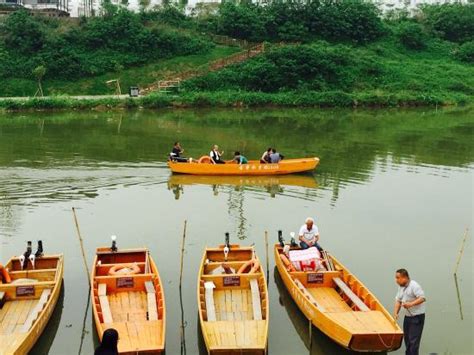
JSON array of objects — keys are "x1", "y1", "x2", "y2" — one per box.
[{"x1": 210, "y1": 145, "x2": 225, "y2": 164}]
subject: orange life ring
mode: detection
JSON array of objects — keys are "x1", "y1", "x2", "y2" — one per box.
[
  {"x1": 237, "y1": 259, "x2": 260, "y2": 274},
  {"x1": 0, "y1": 264, "x2": 11, "y2": 284},
  {"x1": 108, "y1": 263, "x2": 141, "y2": 276},
  {"x1": 280, "y1": 254, "x2": 296, "y2": 272},
  {"x1": 198, "y1": 156, "x2": 212, "y2": 164}
]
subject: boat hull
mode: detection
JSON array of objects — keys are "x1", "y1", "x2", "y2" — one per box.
[
  {"x1": 197, "y1": 245, "x2": 269, "y2": 354},
  {"x1": 274, "y1": 246, "x2": 403, "y2": 352},
  {"x1": 0, "y1": 254, "x2": 64, "y2": 355},
  {"x1": 91, "y1": 248, "x2": 166, "y2": 354},
  {"x1": 169, "y1": 157, "x2": 319, "y2": 176}
]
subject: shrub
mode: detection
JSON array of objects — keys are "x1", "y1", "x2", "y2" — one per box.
[
  {"x1": 422, "y1": 4, "x2": 474, "y2": 43},
  {"x1": 396, "y1": 22, "x2": 427, "y2": 50},
  {"x1": 455, "y1": 41, "x2": 474, "y2": 63}
]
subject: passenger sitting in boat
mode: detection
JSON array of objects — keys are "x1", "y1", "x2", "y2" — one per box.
[
  {"x1": 95, "y1": 328, "x2": 119, "y2": 355},
  {"x1": 269, "y1": 148, "x2": 283, "y2": 163},
  {"x1": 169, "y1": 142, "x2": 189, "y2": 163},
  {"x1": 299, "y1": 217, "x2": 323, "y2": 252},
  {"x1": 260, "y1": 148, "x2": 272, "y2": 163},
  {"x1": 233, "y1": 151, "x2": 248, "y2": 165},
  {"x1": 210, "y1": 145, "x2": 225, "y2": 164}
]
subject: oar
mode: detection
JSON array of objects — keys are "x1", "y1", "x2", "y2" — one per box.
[{"x1": 179, "y1": 220, "x2": 187, "y2": 355}]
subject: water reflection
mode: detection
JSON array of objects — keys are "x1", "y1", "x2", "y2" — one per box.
[{"x1": 273, "y1": 269, "x2": 385, "y2": 355}]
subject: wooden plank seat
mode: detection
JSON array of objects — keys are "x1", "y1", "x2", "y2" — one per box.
[
  {"x1": 333, "y1": 277, "x2": 370, "y2": 312},
  {"x1": 19, "y1": 289, "x2": 51, "y2": 333},
  {"x1": 145, "y1": 281, "x2": 158, "y2": 321},
  {"x1": 249, "y1": 279, "x2": 262, "y2": 321},
  {"x1": 98, "y1": 284, "x2": 113, "y2": 324},
  {"x1": 204, "y1": 282, "x2": 217, "y2": 321}
]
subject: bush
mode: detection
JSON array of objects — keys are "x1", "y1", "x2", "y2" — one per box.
[
  {"x1": 455, "y1": 41, "x2": 474, "y2": 63},
  {"x1": 396, "y1": 22, "x2": 427, "y2": 50},
  {"x1": 422, "y1": 4, "x2": 474, "y2": 43}
]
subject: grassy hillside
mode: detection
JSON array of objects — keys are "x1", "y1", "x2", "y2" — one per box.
[{"x1": 0, "y1": 2, "x2": 473, "y2": 107}]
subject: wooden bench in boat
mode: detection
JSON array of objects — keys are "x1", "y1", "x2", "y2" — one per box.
[
  {"x1": 19, "y1": 288, "x2": 51, "y2": 333},
  {"x1": 249, "y1": 279, "x2": 262, "y2": 321},
  {"x1": 333, "y1": 277, "x2": 370, "y2": 312},
  {"x1": 98, "y1": 284, "x2": 113, "y2": 324},
  {"x1": 145, "y1": 281, "x2": 158, "y2": 321},
  {"x1": 204, "y1": 282, "x2": 217, "y2": 321}
]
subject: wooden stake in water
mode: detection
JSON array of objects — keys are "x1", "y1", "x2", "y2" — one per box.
[
  {"x1": 454, "y1": 228, "x2": 469, "y2": 276},
  {"x1": 179, "y1": 220, "x2": 188, "y2": 355},
  {"x1": 72, "y1": 207, "x2": 90, "y2": 284},
  {"x1": 308, "y1": 319, "x2": 312, "y2": 353},
  {"x1": 264, "y1": 230, "x2": 269, "y2": 284}
]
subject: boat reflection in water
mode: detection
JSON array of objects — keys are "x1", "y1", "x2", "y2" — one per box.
[
  {"x1": 273, "y1": 269, "x2": 385, "y2": 355},
  {"x1": 167, "y1": 174, "x2": 318, "y2": 200}
]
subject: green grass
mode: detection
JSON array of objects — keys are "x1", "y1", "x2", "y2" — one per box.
[{"x1": 0, "y1": 46, "x2": 239, "y2": 97}]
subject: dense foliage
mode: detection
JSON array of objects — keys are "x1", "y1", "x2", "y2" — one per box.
[
  {"x1": 455, "y1": 41, "x2": 474, "y2": 63},
  {"x1": 395, "y1": 22, "x2": 427, "y2": 50},
  {"x1": 207, "y1": 0, "x2": 385, "y2": 44},
  {"x1": 0, "y1": 7, "x2": 212, "y2": 80},
  {"x1": 421, "y1": 4, "x2": 474, "y2": 44}
]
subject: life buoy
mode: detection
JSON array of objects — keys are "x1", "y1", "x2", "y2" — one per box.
[
  {"x1": 280, "y1": 254, "x2": 296, "y2": 272},
  {"x1": 198, "y1": 156, "x2": 212, "y2": 164},
  {"x1": 0, "y1": 264, "x2": 11, "y2": 284},
  {"x1": 237, "y1": 259, "x2": 260, "y2": 274},
  {"x1": 108, "y1": 263, "x2": 141, "y2": 276}
]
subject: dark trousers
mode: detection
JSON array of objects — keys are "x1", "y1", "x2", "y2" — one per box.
[
  {"x1": 403, "y1": 314, "x2": 425, "y2": 355},
  {"x1": 214, "y1": 160, "x2": 225, "y2": 164},
  {"x1": 299, "y1": 241, "x2": 323, "y2": 252}
]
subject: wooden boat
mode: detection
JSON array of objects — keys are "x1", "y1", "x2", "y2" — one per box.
[
  {"x1": 274, "y1": 244, "x2": 403, "y2": 352},
  {"x1": 0, "y1": 254, "x2": 63, "y2": 355},
  {"x1": 91, "y1": 246, "x2": 166, "y2": 354},
  {"x1": 168, "y1": 174, "x2": 318, "y2": 189},
  {"x1": 169, "y1": 157, "x2": 319, "y2": 175},
  {"x1": 198, "y1": 244, "x2": 269, "y2": 354}
]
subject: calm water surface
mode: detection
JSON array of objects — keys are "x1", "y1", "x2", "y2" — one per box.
[{"x1": 0, "y1": 107, "x2": 472, "y2": 355}]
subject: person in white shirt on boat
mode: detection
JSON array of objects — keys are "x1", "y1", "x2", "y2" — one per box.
[
  {"x1": 394, "y1": 269, "x2": 426, "y2": 355},
  {"x1": 210, "y1": 145, "x2": 225, "y2": 164},
  {"x1": 298, "y1": 217, "x2": 322, "y2": 251}
]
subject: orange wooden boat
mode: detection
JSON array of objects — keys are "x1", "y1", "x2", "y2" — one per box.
[
  {"x1": 0, "y1": 253, "x2": 63, "y2": 355},
  {"x1": 198, "y1": 243, "x2": 269, "y2": 354},
  {"x1": 274, "y1": 243, "x2": 403, "y2": 352},
  {"x1": 91, "y1": 245, "x2": 165, "y2": 354},
  {"x1": 169, "y1": 157, "x2": 319, "y2": 175}
]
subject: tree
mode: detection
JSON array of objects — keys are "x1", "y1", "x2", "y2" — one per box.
[{"x1": 33, "y1": 65, "x2": 46, "y2": 97}]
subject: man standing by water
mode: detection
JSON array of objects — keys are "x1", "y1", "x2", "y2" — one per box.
[{"x1": 394, "y1": 269, "x2": 426, "y2": 355}]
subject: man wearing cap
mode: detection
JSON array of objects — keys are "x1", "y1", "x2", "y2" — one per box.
[{"x1": 298, "y1": 217, "x2": 322, "y2": 251}]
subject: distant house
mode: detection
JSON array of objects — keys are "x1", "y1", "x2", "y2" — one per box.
[{"x1": 373, "y1": 0, "x2": 468, "y2": 13}]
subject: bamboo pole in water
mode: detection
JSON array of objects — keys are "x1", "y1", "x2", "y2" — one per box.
[
  {"x1": 454, "y1": 228, "x2": 469, "y2": 276},
  {"x1": 72, "y1": 207, "x2": 90, "y2": 284},
  {"x1": 264, "y1": 230, "x2": 269, "y2": 284},
  {"x1": 179, "y1": 220, "x2": 188, "y2": 355}
]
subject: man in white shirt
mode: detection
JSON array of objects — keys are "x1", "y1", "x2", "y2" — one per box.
[
  {"x1": 210, "y1": 145, "x2": 225, "y2": 164},
  {"x1": 298, "y1": 217, "x2": 322, "y2": 251},
  {"x1": 394, "y1": 269, "x2": 426, "y2": 355}
]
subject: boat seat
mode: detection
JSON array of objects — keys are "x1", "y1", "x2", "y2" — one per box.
[
  {"x1": 250, "y1": 279, "x2": 262, "y2": 321},
  {"x1": 333, "y1": 277, "x2": 370, "y2": 312},
  {"x1": 204, "y1": 281, "x2": 217, "y2": 321},
  {"x1": 20, "y1": 288, "x2": 51, "y2": 333},
  {"x1": 98, "y1": 283, "x2": 113, "y2": 324},
  {"x1": 145, "y1": 281, "x2": 158, "y2": 321}
]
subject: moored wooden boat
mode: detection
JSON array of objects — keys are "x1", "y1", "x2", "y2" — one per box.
[
  {"x1": 169, "y1": 157, "x2": 319, "y2": 175},
  {"x1": 0, "y1": 253, "x2": 63, "y2": 355},
  {"x1": 198, "y1": 243, "x2": 269, "y2": 354},
  {"x1": 274, "y1": 244, "x2": 403, "y2": 352},
  {"x1": 91, "y1": 245, "x2": 166, "y2": 354}
]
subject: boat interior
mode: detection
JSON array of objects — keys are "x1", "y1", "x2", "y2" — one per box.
[
  {"x1": 199, "y1": 246, "x2": 268, "y2": 352},
  {"x1": 0, "y1": 255, "x2": 61, "y2": 351},
  {"x1": 275, "y1": 246, "x2": 399, "y2": 335},
  {"x1": 91, "y1": 248, "x2": 165, "y2": 352}
]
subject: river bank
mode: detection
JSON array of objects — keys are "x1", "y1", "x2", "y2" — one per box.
[{"x1": 1, "y1": 90, "x2": 472, "y2": 112}]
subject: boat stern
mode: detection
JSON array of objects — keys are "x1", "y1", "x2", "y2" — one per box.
[{"x1": 349, "y1": 332, "x2": 404, "y2": 352}]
